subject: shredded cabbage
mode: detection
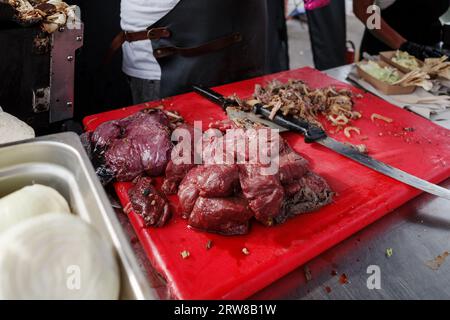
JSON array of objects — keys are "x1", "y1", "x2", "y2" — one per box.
[
  {"x1": 359, "y1": 61, "x2": 401, "y2": 84},
  {"x1": 392, "y1": 50, "x2": 420, "y2": 71}
]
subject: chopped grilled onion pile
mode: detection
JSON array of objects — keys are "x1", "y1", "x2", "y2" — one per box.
[
  {"x1": 239, "y1": 80, "x2": 362, "y2": 130},
  {"x1": 7, "y1": 0, "x2": 78, "y2": 33}
]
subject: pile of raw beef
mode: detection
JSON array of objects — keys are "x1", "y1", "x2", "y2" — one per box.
[{"x1": 86, "y1": 110, "x2": 333, "y2": 235}]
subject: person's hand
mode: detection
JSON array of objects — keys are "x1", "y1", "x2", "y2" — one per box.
[{"x1": 400, "y1": 41, "x2": 450, "y2": 60}]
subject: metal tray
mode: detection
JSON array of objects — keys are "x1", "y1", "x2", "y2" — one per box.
[{"x1": 0, "y1": 132, "x2": 158, "y2": 300}]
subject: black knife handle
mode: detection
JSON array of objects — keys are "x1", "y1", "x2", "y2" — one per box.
[
  {"x1": 254, "y1": 104, "x2": 327, "y2": 143},
  {"x1": 192, "y1": 85, "x2": 235, "y2": 110}
]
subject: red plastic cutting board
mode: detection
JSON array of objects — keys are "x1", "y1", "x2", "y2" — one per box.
[{"x1": 83, "y1": 67, "x2": 450, "y2": 300}]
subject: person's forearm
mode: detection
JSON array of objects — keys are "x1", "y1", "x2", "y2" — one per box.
[
  {"x1": 373, "y1": 20, "x2": 407, "y2": 49},
  {"x1": 353, "y1": 0, "x2": 406, "y2": 49}
]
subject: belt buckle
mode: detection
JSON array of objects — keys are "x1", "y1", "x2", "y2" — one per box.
[
  {"x1": 123, "y1": 31, "x2": 130, "y2": 42},
  {"x1": 147, "y1": 27, "x2": 170, "y2": 40}
]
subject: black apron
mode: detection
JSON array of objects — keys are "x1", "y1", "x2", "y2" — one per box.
[
  {"x1": 360, "y1": 0, "x2": 450, "y2": 56},
  {"x1": 307, "y1": 0, "x2": 347, "y2": 70},
  {"x1": 265, "y1": 0, "x2": 290, "y2": 73},
  {"x1": 148, "y1": 0, "x2": 269, "y2": 98}
]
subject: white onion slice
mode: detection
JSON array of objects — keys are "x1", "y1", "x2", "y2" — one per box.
[
  {"x1": 0, "y1": 184, "x2": 71, "y2": 233},
  {"x1": 0, "y1": 110, "x2": 35, "y2": 145},
  {"x1": 0, "y1": 213, "x2": 120, "y2": 300}
]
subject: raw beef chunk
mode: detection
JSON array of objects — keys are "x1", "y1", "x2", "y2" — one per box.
[
  {"x1": 178, "y1": 166, "x2": 203, "y2": 218},
  {"x1": 175, "y1": 121, "x2": 333, "y2": 235},
  {"x1": 128, "y1": 177, "x2": 171, "y2": 227},
  {"x1": 104, "y1": 139, "x2": 145, "y2": 182},
  {"x1": 197, "y1": 165, "x2": 240, "y2": 198},
  {"x1": 239, "y1": 164, "x2": 285, "y2": 226},
  {"x1": 162, "y1": 124, "x2": 198, "y2": 195},
  {"x1": 90, "y1": 110, "x2": 173, "y2": 181},
  {"x1": 189, "y1": 197, "x2": 253, "y2": 235},
  {"x1": 278, "y1": 145, "x2": 309, "y2": 185},
  {"x1": 91, "y1": 120, "x2": 121, "y2": 149},
  {"x1": 178, "y1": 164, "x2": 240, "y2": 219}
]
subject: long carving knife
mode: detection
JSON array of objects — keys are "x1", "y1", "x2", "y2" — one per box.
[{"x1": 193, "y1": 85, "x2": 450, "y2": 200}]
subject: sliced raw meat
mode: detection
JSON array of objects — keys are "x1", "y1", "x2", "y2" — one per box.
[
  {"x1": 189, "y1": 197, "x2": 253, "y2": 235},
  {"x1": 128, "y1": 177, "x2": 171, "y2": 227}
]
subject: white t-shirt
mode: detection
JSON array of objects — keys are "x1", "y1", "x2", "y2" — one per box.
[
  {"x1": 375, "y1": 0, "x2": 396, "y2": 10},
  {"x1": 120, "y1": 0, "x2": 180, "y2": 80}
]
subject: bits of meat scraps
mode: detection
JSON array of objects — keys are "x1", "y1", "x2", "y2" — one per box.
[
  {"x1": 180, "y1": 250, "x2": 190, "y2": 259},
  {"x1": 123, "y1": 202, "x2": 132, "y2": 215},
  {"x1": 339, "y1": 273, "x2": 349, "y2": 284},
  {"x1": 344, "y1": 142, "x2": 368, "y2": 154},
  {"x1": 304, "y1": 266, "x2": 312, "y2": 282},
  {"x1": 426, "y1": 251, "x2": 450, "y2": 271}
]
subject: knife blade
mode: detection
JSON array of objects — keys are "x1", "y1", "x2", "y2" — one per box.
[
  {"x1": 193, "y1": 85, "x2": 450, "y2": 200},
  {"x1": 192, "y1": 85, "x2": 288, "y2": 131},
  {"x1": 225, "y1": 107, "x2": 289, "y2": 132}
]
